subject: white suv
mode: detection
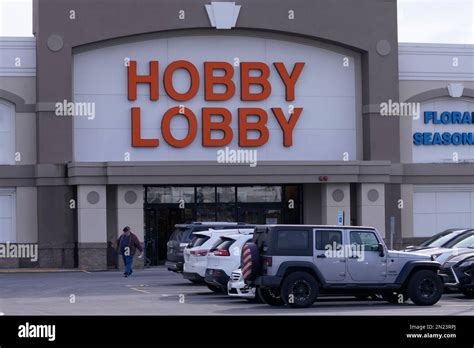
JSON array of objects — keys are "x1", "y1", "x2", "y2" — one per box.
[
  {"x1": 204, "y1": 233, "x2": 253, "y2": 293},
  {"x1": 183, "y1": 228, "x2": 254, "y2": 285}
]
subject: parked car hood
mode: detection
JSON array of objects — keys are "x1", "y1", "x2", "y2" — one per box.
[
  {"x1": 403, "y1": 246, "x2": 438, "y2": 252},
  {"x1": 387, "y1": 250, "x2": 432, "y2": 260},
  {"x1": 397, "y1": 247, "x2": 473, "y2": 265},
  {"x1": 406, "y1": 247, "x2": 451, "y2": 256}
]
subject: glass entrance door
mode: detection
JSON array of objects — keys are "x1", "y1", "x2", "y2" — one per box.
[
  {"x1": 145, "y1": 206, "x2": 193, "y2": 264},
  {"x1": 144, "y1": 184, "x2": 303, "y2": 263}
]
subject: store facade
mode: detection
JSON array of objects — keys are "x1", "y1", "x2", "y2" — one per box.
[{"x1": 0, "y1": 0, "x2": 472, "y2": 269}]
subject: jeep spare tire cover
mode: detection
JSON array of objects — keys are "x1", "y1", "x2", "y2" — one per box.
[{"x1": 242, "y1": 242, "x2": 261, "y2": 282}]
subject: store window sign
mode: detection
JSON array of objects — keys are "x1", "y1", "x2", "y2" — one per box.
[
  {"x1": 413, "y1": 111, "x2": 474, "y2": 145},
  {"x1": 127, "y1": 60, "x2": 305, "y2": 148}
]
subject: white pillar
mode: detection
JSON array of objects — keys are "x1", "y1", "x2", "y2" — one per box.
[
  {"x1": 116, "y1": 185, "x2": 145, "y2": 268},
  {"x1": 77, "y1": 185, "x2": 107, "y2": 270},
  {"x1": 400, "y1": 184, "x2": 414, "y2": 239},
  {"x1": 357, "y1": 183, "x2": 386, "y2": 238},
  {"x1": 321, "y1": 184, "x2": 351, "y2": 225},
  {"x1": 116, "y1": 185, "x2": 144, "y2": 239}
]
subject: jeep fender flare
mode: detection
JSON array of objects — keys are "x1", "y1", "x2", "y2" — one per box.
[
  {"x1": 395, "y1": 260, "x2": 441, "y2": 285},
  {"x1": 276, "y1": 261, "x2": 326, "y2": 286}
]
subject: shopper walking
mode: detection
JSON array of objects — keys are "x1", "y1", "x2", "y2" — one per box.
[{"x1": 117, "y1": 226, "x2": 144, "y2": 277}]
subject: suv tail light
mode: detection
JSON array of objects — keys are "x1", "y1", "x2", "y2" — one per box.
[
  {"x1": 190, "y1": 250, "x2": 208, "y2": 256},
  {"x1": 214, "y1": 250, "x2": 230, "y2": 257},
  {"x1": 265, "y1": 256, "x2": 273, "y2": 267}
]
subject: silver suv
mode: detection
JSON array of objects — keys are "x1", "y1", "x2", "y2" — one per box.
[{"x1": 242, "y1": 225, "x2": 445, "y2": 308}]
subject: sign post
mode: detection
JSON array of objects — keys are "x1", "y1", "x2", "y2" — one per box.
[{"x1": 390, "y1": 216, "x2": 395, "y2": 250}]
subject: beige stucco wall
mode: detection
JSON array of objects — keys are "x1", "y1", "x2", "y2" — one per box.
[{"x1": 15, "y1": 187, "x2": 38, "y2": 243}]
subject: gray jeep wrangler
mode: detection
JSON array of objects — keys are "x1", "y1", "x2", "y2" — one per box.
[{"x1": 242, "y1": 225, "x2": 445, "y2": 308}]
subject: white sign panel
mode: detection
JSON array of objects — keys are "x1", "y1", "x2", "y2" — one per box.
[{"x1": 73, "y1": 34, "x2": 358, "y2": 162}]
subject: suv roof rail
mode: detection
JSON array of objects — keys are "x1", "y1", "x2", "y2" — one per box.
[
  {"x1": 190, "y1": 221, "x2": 241, "y2": 225},
  {"x1": 237, "y1": 228, "x2": 254, "y2": 234}
]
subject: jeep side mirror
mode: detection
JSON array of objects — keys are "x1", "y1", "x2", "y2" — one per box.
[{"x1": 377, "y1": 243, "x2": 385, "y2": 257}]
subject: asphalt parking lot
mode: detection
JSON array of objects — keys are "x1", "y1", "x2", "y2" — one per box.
[{"x1": 0, "y1": 267, "x2": 472, "y2": 315}]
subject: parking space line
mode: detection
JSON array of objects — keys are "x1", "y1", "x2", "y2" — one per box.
[{"x1": 130, "y1": 287, "x2": 152, "y2": 294}]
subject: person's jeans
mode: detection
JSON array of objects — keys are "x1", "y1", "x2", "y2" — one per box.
[{"x1": 122, "y1": 255, "x2": 133, "y2": 275}]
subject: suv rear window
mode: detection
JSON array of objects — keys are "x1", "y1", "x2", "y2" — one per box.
[
  {"x1": 277, "y1": 229, "x2": 309, "y2": 250},
  {"x1": 187, "y1": 235, "x2": 211, "y2": 248},
  {"x1": 211, "y1": 238, "x2": 235, "y2": 252},
  {"x1": 170, "y1": 227, "x2": 192, "y2": 243}
]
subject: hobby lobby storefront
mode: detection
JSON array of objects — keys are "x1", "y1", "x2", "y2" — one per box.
[{"x1": 0, "y1": 0, "x2": 473, "y2": 269}]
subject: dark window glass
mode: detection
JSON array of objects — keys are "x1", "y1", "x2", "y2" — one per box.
[
  {"x1": 217, "y1": 204, "x2": 236, "y2": 222},
  {"x1": 264, "y1": 209, "x2": 281, "y2": 224},
  {"x1": 187, "y1": 235, "x2": 210, "y2": 248},
  {"x1": 350, "y1": 231, "x2": 379, "y2": 252},
  {"x1": 169, "y1": 227, "x2": 191, "y2": 243},
  {"x1": 217, "y1": 187, "x2": 236, "y2": 203},
  {"x1": 147, "y1": 187, "x2": 194, "y2": 204},
  {"x1": 211, "y1": 238, "x2": 235, "y2": 251},
  {"x1": 277, "y1": 229, "x2": 309, "y2": 250},
  {"x1": 196, "y1": 187, "x2": 215, "y2": 203},
  {"x1": 315, "y1": 230, "x2": 342, "y2": 250},
  {"x1": 237, "y1": 186, "x2": 282, "y2": 203},
  {"x1": 285, "y1": 185, "x2": 299, "y2": 202},
  {"x1": 196, "y1": 207, "x2": 216, "y2": 222}
]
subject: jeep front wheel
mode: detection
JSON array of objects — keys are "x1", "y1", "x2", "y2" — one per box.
[
  {"x1": 407, "y1": 270, "x2": 443, "y2": 306},
  {"x1": 257, "y1": 287, "x2": 284, "y2": 306},
  {"x1": 281, "y1": 272, "x2": 319, "y2": 308}
]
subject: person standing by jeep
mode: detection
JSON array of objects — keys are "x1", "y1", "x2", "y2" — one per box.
[{"x1": 117, "y1": 226, "x2": 144, "y2": 277}]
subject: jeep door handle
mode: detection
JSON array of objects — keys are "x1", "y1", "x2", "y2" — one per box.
[{"x1": 316, "y1": 254, "x2": 326, "y2": 258}]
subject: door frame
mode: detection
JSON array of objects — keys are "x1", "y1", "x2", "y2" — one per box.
[
  {"x1": 313, "y1": 228, "x2": 346, "y2": 283},
  {"x1": 344, "y1": 229, "x2": 387, "y2": 283}
]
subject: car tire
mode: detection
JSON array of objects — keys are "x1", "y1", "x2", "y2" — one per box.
[
  {"x1": 207, "y1": 284, "x2": 223, "y2": 293},
  {"x1": 280, "y1": 271, "x2": 319, "y2": 308},
  {"x1": 242, "y1": 242, "x2": 261, "y2": 282},
  {"x1": 257, "y1": 287, "x2": 284, "y2": 306},
  {"x1": 381, "y1": 291, "x2": 408, "y2": 304},
  {"x1": 407, "y1": 270, "x2": 443, "y2": 306},
  {"x1": 460, "y1": 287, "x2": 474, "y2": 298}
]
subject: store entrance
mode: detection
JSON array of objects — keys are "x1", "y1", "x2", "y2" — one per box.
[
  {"x1": 144, "y1": 185, "x2": 302, "y2": 265},
  {"x1": 144, "y1": 206, "x2": 193, "y2": 266}
]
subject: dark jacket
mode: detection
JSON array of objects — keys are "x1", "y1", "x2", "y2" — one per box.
[{"x1": 117, "y1": 232, "x2": 143, "y2": 256}]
